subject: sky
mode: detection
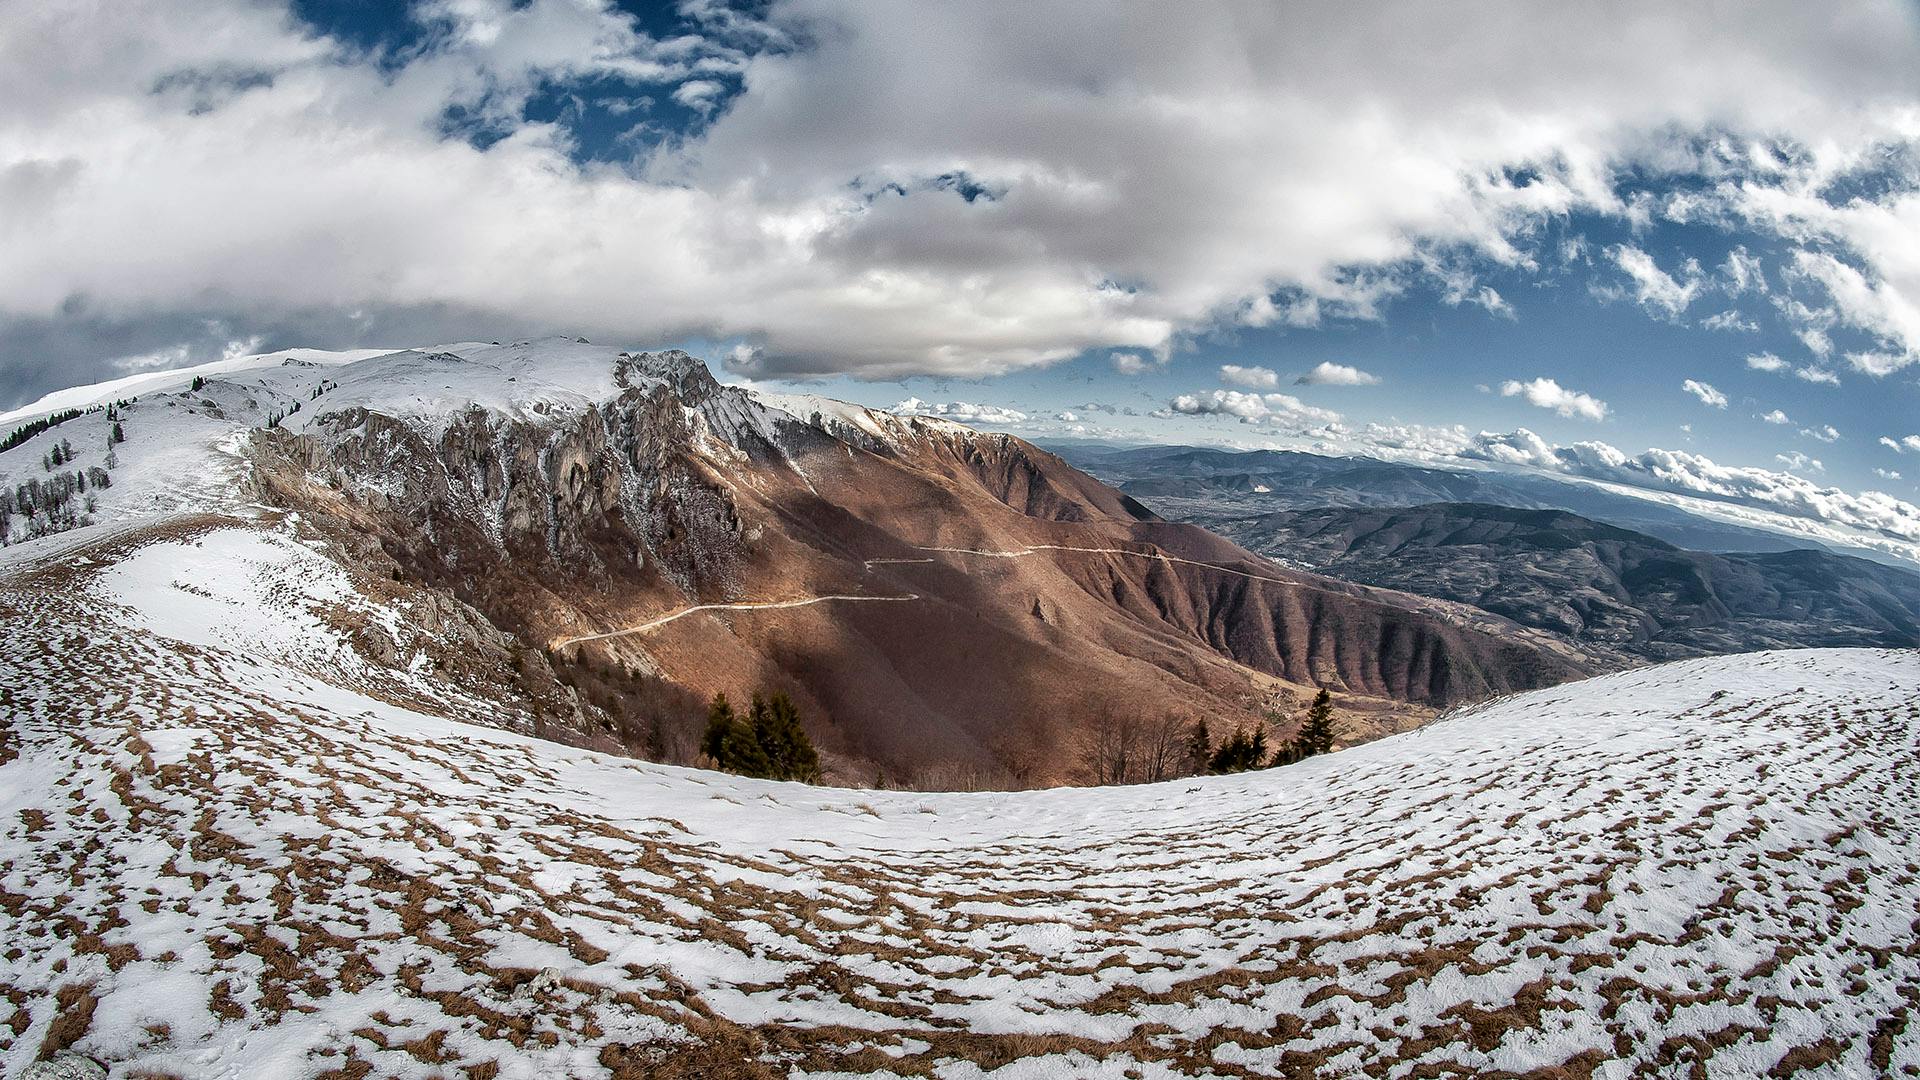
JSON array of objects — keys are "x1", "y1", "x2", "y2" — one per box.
[{"x1": 6, "y1": 1, "x2": 1920, "y2": 559}]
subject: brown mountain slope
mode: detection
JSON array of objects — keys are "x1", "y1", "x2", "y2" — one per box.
[{"x1": 245, "y1": 346, "x2": 1591, "y2": 784}]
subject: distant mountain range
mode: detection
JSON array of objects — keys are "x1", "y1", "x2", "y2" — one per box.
[
  {"x1": 1048, "y1": 441, "x2": 1874, "y2": 557},
  {"x1": 1048, "y1": 442, "x2": 1920, "y2": 665},
  {"x1": 1213, "y1": 502, "x2": 1920, "y2": 665}
]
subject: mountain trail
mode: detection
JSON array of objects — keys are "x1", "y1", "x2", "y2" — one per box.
[{"x1": 550, "y1": 592, "x2": 921, "y2": 650}]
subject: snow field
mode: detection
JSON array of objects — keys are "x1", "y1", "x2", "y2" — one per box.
[{"x1": 0, "y1": 525, "x2": 1917, "y2": 1076}]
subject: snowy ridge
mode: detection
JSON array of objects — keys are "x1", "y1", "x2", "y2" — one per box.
[
  {"x1": 0, "y1": 347, "x2": 402, "y2": 429},
  {"x1": 0, "y1": 338, "x2": 999, "y2": 551},
  {"x1": 3, "y1": 519, "x2": 1918, "y2": 1077}
]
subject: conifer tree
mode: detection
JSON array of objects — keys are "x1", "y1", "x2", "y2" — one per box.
[
  {"x1": 1289, "y1": 689, "x2": 1339, "y2": 761},
  {"x1": 1208, "y1": 726, "x2": 1269, "y2": 774},
  {"x1": 702, "y1": 689, "x2": 819, "y2": 782},
  {"x1": 701, "y1": 692, "x2": 735, "y2": 764},
  {"x1": 750, "y1": 692, "x2": 821, "y2": 783},
  {"x1": 1185, "y1": 719, "x2": 1211, "y2": 776}
]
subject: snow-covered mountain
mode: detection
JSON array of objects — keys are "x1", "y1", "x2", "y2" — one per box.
[
  {"x1": 2, "y1": 518, "x2": 1916, "y2": 1076},
  {"x1": 1, "y1": 338, "x2": 1593, "y2": 785}
]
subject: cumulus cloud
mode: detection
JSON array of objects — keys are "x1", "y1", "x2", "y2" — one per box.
[
  {"x1": 1294, "y1": 361, "x2": 1381, "y2": 386},
  {"x1": 1500, "y1": 377, "x2": 1609, "y2": 421},
  {"x1": 1746, "y1": 351, "x2": 1842, "y2": 386},
  {"x1": 1610, "y1": 245, "x2": 1702, "y2": 318},
  {"x1": 1882, "y1": 435, "x2": 1920, "y2": 454},
  {"x1": 1789, "y1": 252, "x2": 1920, "y2": 374},
  {"x1": 1775, "y1": 451, "x2": 1823, "y2": 473},
  {"x1": 1110, "y1": 352, "x2": 1164, "y2": 376},
  {"x1": 1681, "y1": 379, "x2": 1727, "y2": 408},
  {"x1": 1761, "y1": 409, "x2": 1793, "y2": 425},
  {"x1": 890, "y1": 398, "x2": 1028, "y2": 425},
  {"x1": 1219, "y1": 364, "x2": 1281, "y2": 389},
  {"x1": 1164, "y1": 389, "x2": 1340, "y2": 426},
  {"x1": 1799, "y1": 424, "x2": 1841, "y2": 443},
  {"x1": 1877, "y1": 468, "x2": 1903, "y2": 481},
  {"x1": 6, "y1": 0, "x2": 1920, "y2": 404}
]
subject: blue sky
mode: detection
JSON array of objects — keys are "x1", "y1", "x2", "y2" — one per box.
[{"x1": 4, "y1": 1, "x2": 1920, "y2": 558}]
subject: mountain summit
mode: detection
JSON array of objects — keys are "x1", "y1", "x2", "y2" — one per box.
[{"x1": 2, "y1": 338, "x2": 1587, "y2": 785}]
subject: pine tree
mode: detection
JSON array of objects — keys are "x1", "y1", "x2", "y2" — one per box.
[
  {"x1": 1289, "y1": 689, "x2": 1339, "y2": 761},
  {"x1": 750, "y1": 692, "x2": 820, "y2": 783},
  {"x1": 702, "y1": 690, "x2": 818, "y2": 782},
  {"x1": 1208, "y1": 726, "x2": 1269, "y2": 774},
  {"x1": 1186, "y1": 719, "x2": 1211, "y2": 774},
  {"x1": 702, "y1": 692, "x2": 736, "y2": 764}
]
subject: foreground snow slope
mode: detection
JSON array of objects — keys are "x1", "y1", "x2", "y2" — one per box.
[{"x1": 4, "y1": 521, "x2": 1920, "y2": 1078}]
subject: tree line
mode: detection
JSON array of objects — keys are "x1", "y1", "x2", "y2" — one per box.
[
  {"x1": 702, "y1": 691, "x2": 821, "y2": 783},
  {"x1": 1080, "y1": 688, "x2": 1341, "y2": 785},
  {"x1": 2, "y1": 410, "x2": 84, "y2": 456}
]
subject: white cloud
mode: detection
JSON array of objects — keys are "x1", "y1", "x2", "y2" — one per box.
[
  {"x1": 670, "y1": 79, "x2": 727, "y2": 114},
  {"x1": 1846, "y1": 350, "x2": 1919, "y2": 377},
  {"x1": 1218, "y1": 364, "x2": 1280, "y2": 389},
  {"x1": 1609, "y1": 245, "x2": 1702, "y2": 318},
  {"x1": 1500, "y1": 377, "x2": 1609, "y2": 421},
  {"x1": 1720, "y1": 246, "x2": 1767, "y2": 295},
  {"x1": 1794, "y1": 365, "x2": 1842, "y2": 386},
  {"x1": 1681, "y1": 379, "x2": 1727, "y2": 408},
  {"x1": 1761, "y1": 409, "x2": 1792, "y2": 425},
  {"x1": 1745, "y1": 352, "x2": 1789, "y2": 373},
  {"x1": 1294, "y1": 361, "x2": 1381, "y2": 387},
  {"x1": 1881, "y1": 434, "x2": 1920, "y2": 453},
  {"x1": 1110, "y1": 352, "x2": 1163, "y2": 376},
  {"x1": 890, "y1": 398, "x2": 1029, "y2": 425},
  {"x1": 1876, "y1": 468, "x2": 1903, "y2": 481},
  {"x1": 7, "y1": 0, "x2": 1920, "y2": 392},
  {"x1": 1164, "y1": 389, "x2": 1340, "y2": 426},
  {"x1": 1775, "y1": 451, "x2": 1823, "y2": 473},
  {"x1": 113, "y1": 334, "x2": 262, "y2": 373},
  {"x1": 1800, "y1": 424, "x2": 1841, "y2": 443},
  {"x1": 1319, "y1": 421, "x2": 1920, "y2": 563},
  {"x1": 1700, "y1": 310, "x2": 1758, "y2": 333},
  {"x1": 1790, "y1": 251, "x2": 1920, "y2": 372}
]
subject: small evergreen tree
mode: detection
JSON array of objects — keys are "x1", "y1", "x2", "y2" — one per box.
[
  {"x1": 1208, "y1": 726, "x2": 1269, "y2": 774},
  {"x1": 702, "y1": 690, "x2": 819, "y2": 782},
  {"x1": 702, "y1": 692, "x2": 739, "y2": 762},
  {"x1": 1186, "y1": 719, "x2": 1211, "y2": 774},
  {"x1": 1288, "y1": 689, "x2": 1339, "y2": 761},
  {"x1": 750, "y1": 692, "x2": 821, "y2": 782}
]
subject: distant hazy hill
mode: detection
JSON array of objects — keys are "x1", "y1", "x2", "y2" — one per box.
[
  {"x1": 1048, "y1": 441, "x2": 1855, "y2": 557},
  {"x1": 1213, "y1": 501, "x2": 1920, "y2": 664}
]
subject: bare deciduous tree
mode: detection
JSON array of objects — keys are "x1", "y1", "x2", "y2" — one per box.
[
  {"x1": 1140, "y1": 714, "x2": 1190, "y2": 783},
  {"x1": 1080, "y1": 709, "x2": 1140, "y2": 786}
]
